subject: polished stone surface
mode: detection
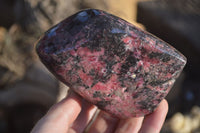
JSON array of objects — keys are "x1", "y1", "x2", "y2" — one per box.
[{"x1": 36, "y1": 9, "x2": 186, "y2": 118}]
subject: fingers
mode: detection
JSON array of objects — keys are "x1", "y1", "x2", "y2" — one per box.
[
  {"x1": 31, "y1": 91, "x2": 168, "y2": 133},
  {"x1": 68, "y1": 99, "x2": 97, "y2": 133},
  {"x1": 139, "y1": 99, "x2": 168, "y2": 133},
  {"x1": 31, "y1": 91, "x2": 82, "y2": 133},
  {"x1": 115, "y1": 117, "x2": 144, "y2": 133},
  {"x1": 87, "y1": 99, "x2": 168, "y2": 133},
  {"x1": 87, "y1": 111, "x2": 119, "y2": 133},
  {"x1": 114, "y1": 99, "x2": 168, "y2": 133}
]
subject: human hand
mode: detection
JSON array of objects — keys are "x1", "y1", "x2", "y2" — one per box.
[{"x1": 31, "y1": 91, "x2": 168, "y2": 133}]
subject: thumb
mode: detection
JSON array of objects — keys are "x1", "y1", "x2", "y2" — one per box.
[{"x1": 31, "y1": 91, "x2": 82, "y2": 133}]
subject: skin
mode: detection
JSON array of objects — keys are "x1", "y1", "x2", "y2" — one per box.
[{"x1": 31, "y1": 91, "x2": 168, "y2": 133}]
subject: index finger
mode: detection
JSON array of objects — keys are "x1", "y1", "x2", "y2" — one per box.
[{"x1": 139, "y1": 99, "x2": 168, "y2": 133}]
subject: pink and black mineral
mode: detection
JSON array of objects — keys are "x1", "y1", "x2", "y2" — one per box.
[{"x1": 36, "y1": 9, "x2": 186, "y2": 118}]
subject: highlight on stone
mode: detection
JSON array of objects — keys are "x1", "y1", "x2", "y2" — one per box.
[{"x1": 36, "y1": 9, "x2": 186, "y2": 118}]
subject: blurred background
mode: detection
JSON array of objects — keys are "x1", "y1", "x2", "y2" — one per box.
[{"x1": 0, "y1": 0, "x2": 199, "y2": 132}]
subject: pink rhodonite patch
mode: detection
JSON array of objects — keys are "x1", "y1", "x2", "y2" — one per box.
[{"x1": 36, "y1": 9, "x2": 186, "y2": 118}]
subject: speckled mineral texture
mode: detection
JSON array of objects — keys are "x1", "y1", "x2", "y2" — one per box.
[{"x1": 36, "y1": 9, "x2": 186, "y2": 118}]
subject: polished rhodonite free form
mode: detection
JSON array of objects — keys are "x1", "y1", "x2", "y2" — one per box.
[{"x1": 36, "y1": 9, "x2": 186, "y2": 118}]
